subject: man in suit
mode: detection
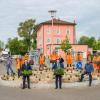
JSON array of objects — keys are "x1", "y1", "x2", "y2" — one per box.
[
  {"x1": 21, "y1": 59, "x2": 32, "y2": 89},
  {"x1": 52, "y1": 59, "x2": 64, "y2": 89}
]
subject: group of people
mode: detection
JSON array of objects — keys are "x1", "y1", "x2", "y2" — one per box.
[
  {"x1": 5, "y1": 51, "x2": 100, "y2": 89},
  {"x1": 16, "y1": 54, "x2": 33, "y2": 89},
  {"x1": 5, "y1": 54, "x2": 32, "y2": 89}
]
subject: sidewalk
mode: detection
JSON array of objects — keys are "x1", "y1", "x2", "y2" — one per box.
[{"x1": 0, "y1": 76, "x2": 100, "y2": 89}]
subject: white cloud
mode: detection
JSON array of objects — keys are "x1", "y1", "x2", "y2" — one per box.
[{"x1": 0, "y1": 0, "x2": 100, "y2": 43}]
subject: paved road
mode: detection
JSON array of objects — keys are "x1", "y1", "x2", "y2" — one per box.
[
  {"x1": 0, "y1": 62, "x2": 7, "y2": 75},
  {"x1": 0, "y1": 85, "x2": 100, "y2": 100}
]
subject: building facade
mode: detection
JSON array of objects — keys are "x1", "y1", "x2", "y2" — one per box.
[{"x1": 36, "y1": 18, "x2": 76, "y2": 55}]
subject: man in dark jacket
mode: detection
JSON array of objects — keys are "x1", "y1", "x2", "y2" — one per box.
[
  {"x1": 21, "y1": 60, "x2": 32, "y2": 89},
  {"x1": 59, "y1": 56, "x2": 64, "y2": 68},
  {"x1": 80, "y1": 61, "x2": 94, "y2": 86},
  {"x1": 52, "y1": 59, "x2": 64, "y2": 89}
]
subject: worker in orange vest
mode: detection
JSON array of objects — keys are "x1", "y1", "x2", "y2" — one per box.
[
  {"x1": 16, "y1": 56, "x2": 23, "y2": 78},
  {"x1": 75, "y1": 52, "x2": 83, "y2": 69},
  {"x1": 49, "y1": 51, "x2": 59, "y2": 67},
  {"x1": 50, "y1": 52, "x2": 59, "y2": 62},
  {"x1": 75, "y1": 53, "x2": 83, "y2": 62},
  {"x1": 23, "y1": 54, "x2": 29, "y2": 61},
  {"x1": 39, "y1": 53, "x2": 45, "y2": 70},
  {"x1": 97, "y1": 56, "x2": 100, "y2": 75},
  {"x1": 66, "y1": 51, "x2": 72, "y2": 72},
  {"x1": 93, "y1": 54, "x2": 100, "y2": 70},
  {"x1": 87, "y1": 54, "x2": 93, "y2": 63},
  {"x1": 66, "y1": 51, "x2": 72, "y2": 67},
  {"x1": 20, "y1": 57, "x2": 24, "y2": 67}
]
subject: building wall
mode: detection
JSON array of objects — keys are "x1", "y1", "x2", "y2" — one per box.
[
  {"x1": 71, "y1": 45, "x2": 88, "y2": 58},
  {"x1": 37, "y1": 24, "x2": 75, "y2": 55},
  {"x1": 88, "y1": 48, "x2": 93, "y2": 54},
  {"x1": 71, "y1": 45, "x2": 88, "y2": 53},
  {"x1": 37, "y1": 26, "x2": 43, "y2": 50}
]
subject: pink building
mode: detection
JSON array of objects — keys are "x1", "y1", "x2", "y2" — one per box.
[{"x1": 36, "y1": 18, "x2": 76, "y2": 55}]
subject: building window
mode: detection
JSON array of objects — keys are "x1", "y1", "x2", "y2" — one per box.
[
  {"x1": 39, "y1": 40, "x2": 42, "y2": 46},
  {"x1": 47, "y1": 28, "x2": 51, "y2": 34},
  {"x1": 57, "y1": 28, "x2": 61, "y2": 34},
  {"x1": 66, "y1": 29, "x2": 70, "y2": 35},
  {"x1": 57, "y1": 38, "x2": 61, "y2": 44},
  {"x1": 66, "y1": 29, "x2": 70, "y2": 39},
  {"x1": 47, "y1": 38, "x2": 51, "y2": 43}
]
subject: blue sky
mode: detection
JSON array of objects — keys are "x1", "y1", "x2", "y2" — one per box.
[{"x1": 0, "y1": 0, "x2": 100, "y2": 43}]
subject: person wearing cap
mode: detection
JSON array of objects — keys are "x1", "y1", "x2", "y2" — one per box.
[
  {"x1": 79, "y1": 60, "x2": 94, "y2": 86},
  {"x1": 52, "y1": 59, "x2": 64, "y2": 89}
]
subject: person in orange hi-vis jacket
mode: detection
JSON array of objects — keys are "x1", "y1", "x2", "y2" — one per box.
[
  {"x1": 16, "y1": 57, "x2": 23, "y2": 78},
  {"x1": 75, "y1": 53, "x2": 83, "y2": 62},
  {"x1": 93, "y1": 54, "x2": 100, "y2": 70},
  {"x1": 23, "y1": 54, "x2": 29, "y2": 61},
  {"x1": 66, "y1": 51, "x2": 72, "y2": 67},
  {"x1": 39, "y1": 53, "x2": 45, "y2": 70},
  {"x1": 75, "y1": 52, "x2": 83, "y2": 70},
  {"x1": 97, "y1": 56, "x2": 100, "y2": 75},
  {"x1": 49, "y1": 51, "x2": 59, "y2": 68}
]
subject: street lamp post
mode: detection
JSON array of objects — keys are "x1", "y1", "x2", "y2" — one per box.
[{"x1": 48, "y1": 10, "x2": 57, "y2": 54}]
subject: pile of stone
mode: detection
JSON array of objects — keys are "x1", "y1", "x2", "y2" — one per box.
[
  {"x1": 1, "y1": 75, "x2": 16, "y2": 81},
  {"x1": 30, "y1": 66, "x2": 100, "y2": 84},
  {"x1": 30, "y1": 68, "x2": 54, "y2": 84},
  {"x1": 1, "y1": 66, "x2": 100, "y2": 84}
]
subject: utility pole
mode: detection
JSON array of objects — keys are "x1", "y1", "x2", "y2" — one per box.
[{"x1": 48, "y1": 10, "x2": 57, "y2": 54}]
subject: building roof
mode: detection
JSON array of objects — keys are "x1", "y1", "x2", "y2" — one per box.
[
  {"x1": 41, "y1": 18, "x2": 76, "y2": 25},
  {"x1": 35, "y1": 18, "x2": 76, "y2": 32}
]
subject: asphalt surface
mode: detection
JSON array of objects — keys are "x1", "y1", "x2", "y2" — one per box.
[
  {"x1": 0, "y1": 85, "x2": 100, "y2": 100},
  {"x1": 0, "y1": 62, "x2": 7, "y2": 75}
]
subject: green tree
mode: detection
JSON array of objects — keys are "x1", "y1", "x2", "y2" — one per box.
[
  {"x1": 18, "y1": 40, "x2": 28, "y2": 55},
  {"x1": 7, "y1": 38, "x2": 27, "y2": 55},
  {"x1": 78, "y1": 36, "x2": 89, "y2": 45},
  {"x1": 7, "y1": 38, "x2": 19, "y2": 55},
  {"x1": 0, "y1": 40, "x2": 4, "y2": 50},
  {"x1": 78, "y1": 36, "x2": 100, "y2": 50},
  {"x1": 94, "y1": 40, "x2": 100, "y2": 50},
  {"x1": 61, "y1": 36, "x2": 72, "y2": 52},
  {"x1": 17, "y1": 19, "x2": 36, "y2": 52},
  {"x1": 88, "y1": 37, "x2": 96, "y2": 49}
]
